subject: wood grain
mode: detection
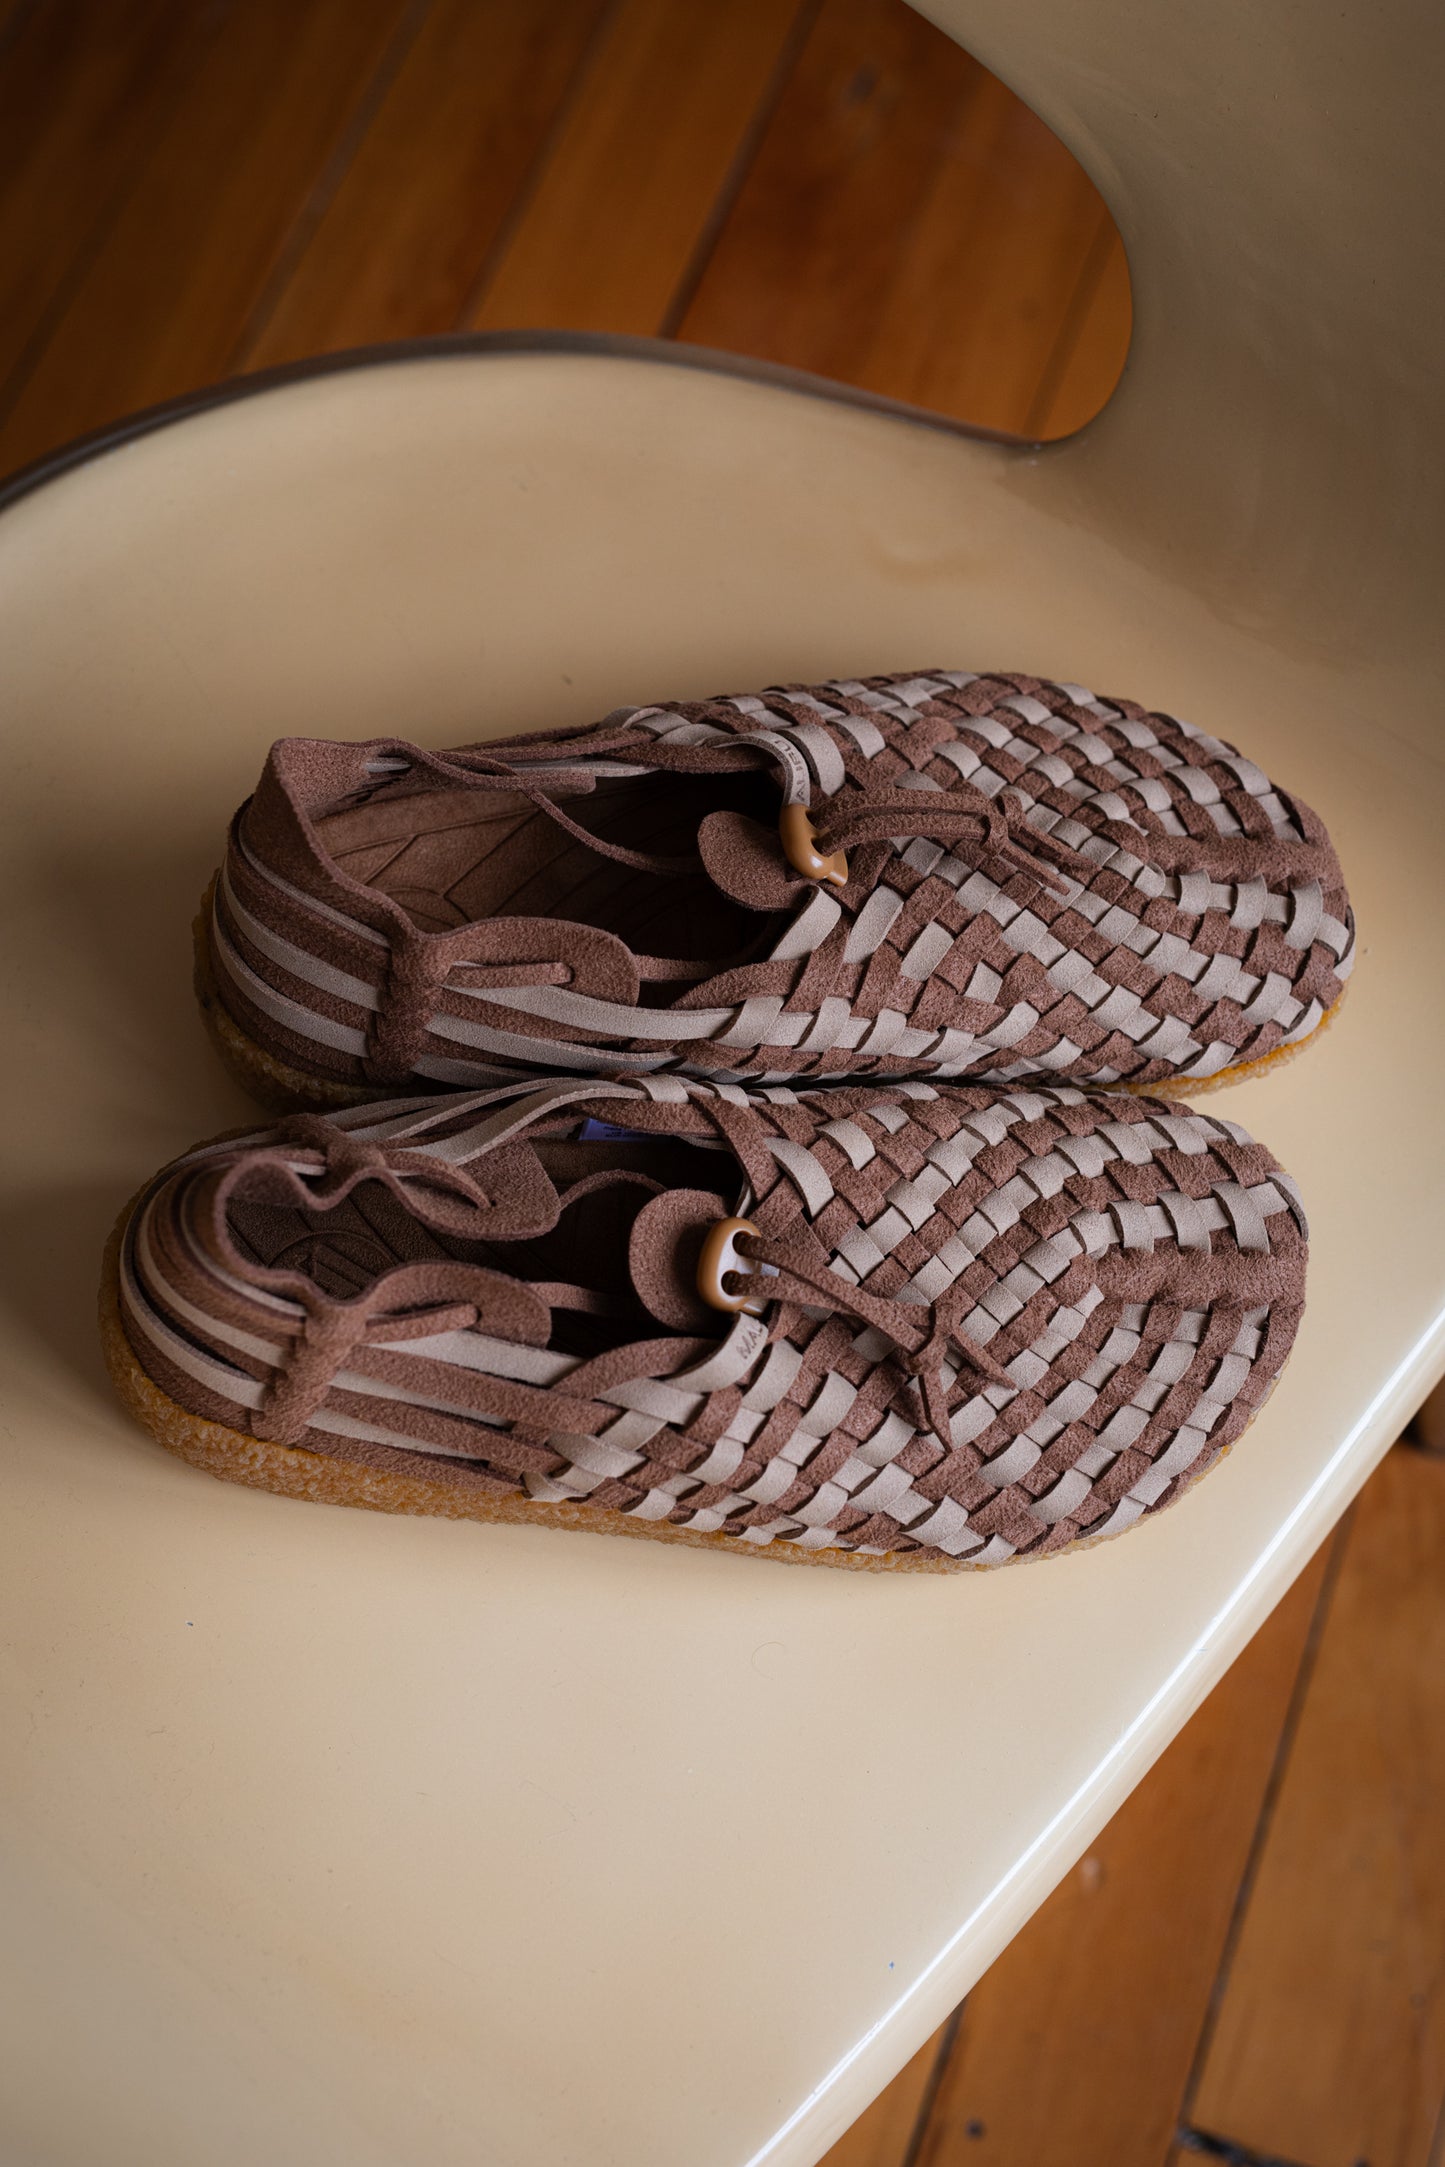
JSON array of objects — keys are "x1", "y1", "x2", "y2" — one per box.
[
  {"x1": 819, "y1": 2018, "x2": 954, "y2": 2167},
  {"x1": 847, "y1": 72, "x2": 1113, "y2": 431},
  {"x1": 0, "y1": 0, "x2": 1132, "y2": 484},
  {"x1": 677, "y1": 0, "x2": 1128, "y2": 434},
  {"x1": 678, "y1": 0, "x2": 984, "y2": 384},
  {"x1": 904, "y1": 1542, "x2": 1336, "y2": 2167},
  {"x1": 245, "y1": 0, "x2": 608, "y2": 367},
  {"x1": 468, "y1": 0, "x2": 807, "y2": 338},
  {"x1": 1189, "y1": 1447, "x2": 1445, "y2": 2167},
  {"x1": 0, "y1": 0, "x2": 414, "y2": 475},
  {"x1": 1028, "y1": 224, "x2": 1132, "y2": 439},
  {"x1": 0, "y1": 0, "x2": 217, "y2": 397}
]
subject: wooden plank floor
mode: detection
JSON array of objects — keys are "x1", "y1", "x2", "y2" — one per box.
[
  {"x1": 2, "y1": 9, "x2": 1440, "y2": 2167},
  {"x1": 0, "y1": 0, "x2": 1129, "y2": 481},
  {"x1": 1185, "y1": 1447, "x2": 1445, "y2": 2167},
  {"x1": 826, "y1": 1443, "x2": 1445, "y2": 2167}
]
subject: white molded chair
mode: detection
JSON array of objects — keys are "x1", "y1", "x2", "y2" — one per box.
[{"x1": 1, "y1": 3, "x2": 1441, "y2": 2162}]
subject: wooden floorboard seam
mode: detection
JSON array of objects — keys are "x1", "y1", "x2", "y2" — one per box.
[
  {"x1": 1020, "y1": 204, "x2": 1115, "y2": 437},
  {"x1": 898, "y1": 2005, "x2": 965, "y2": 2167},
  {"x1": 1175, "y1": 2126, "x2": 1319, "y2": 2167},
  {"x1": 451, "y1": 0, "x2": 626, "y2": 329},
  {"x1": 1189, "y1": 1447, "x2": 1445, "y2": 2166},
  {"x1": 231, "y1": 0, "x2": 436, "y2": 372},
  {"x1": 656, "y1": 0, "x2": 821, "y2": 339},
  {"x1": 1172, "y1": 1508, "x2": 1356, "y2": 2148},
  {"x1": 1429, "y1": 2089, "x2": 1445, "y2": 2167},
  {"x1": 0, "y1": 7, "x2": 213, "y2": 430}
]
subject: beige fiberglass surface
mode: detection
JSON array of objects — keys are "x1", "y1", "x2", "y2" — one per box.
[{"x1": 2, "y1": 2, "x2": 1443, "y2": 2162}]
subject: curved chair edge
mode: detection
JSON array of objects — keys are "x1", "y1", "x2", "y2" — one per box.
[{"x1": 0, "y1": 329, "x2": 1035, "y2": 518}]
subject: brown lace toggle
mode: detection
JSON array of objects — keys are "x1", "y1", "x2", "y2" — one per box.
[
  {"x1": 778, "y1": 804, "x2": 849, "y2": 889},
  {"x1": 697, "y1": 1217, "x2": 774, "y2": 1316}
]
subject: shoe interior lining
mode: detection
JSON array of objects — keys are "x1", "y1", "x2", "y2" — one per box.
[
  {"x1": 225, "y1": 1135, "x2": 732, "y2": 1358},
  {"x1": 314, "y1": 769, "x2": 786, "y2": 980}
]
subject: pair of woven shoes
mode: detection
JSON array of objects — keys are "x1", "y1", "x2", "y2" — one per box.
[{"x1": 104, "y1": 671, "x2": 1351, "y2": 1572}]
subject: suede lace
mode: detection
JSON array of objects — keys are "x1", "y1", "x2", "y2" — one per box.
[
  {"x1": 724, "y1": 1225, "x2": 1014, "y2": 1451},
  {"x1": 235, "y1": 1095, "x2": 1020, "y2": 1453},
  {"x1": 420, "y1": 709, "x2": 1093, "y2": 900}
]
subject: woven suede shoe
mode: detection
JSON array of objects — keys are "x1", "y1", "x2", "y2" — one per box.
[
  {"x1": 198, "y1": 670, "x2": 1353, "y2": 1108},
  {"x1": 103, "y1": 1073, "x2": 1308, "y2": 1572}
]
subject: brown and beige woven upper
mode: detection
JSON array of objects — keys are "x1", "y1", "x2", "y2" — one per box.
[
  {"x1": 113, "y1": 1073, "x2": 1308, "y2": 1566},
  {"x1": 206, "y1": 670, "x2": 1353, "y2": 1100}
]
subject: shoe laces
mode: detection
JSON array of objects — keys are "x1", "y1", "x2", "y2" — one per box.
[
  {"x1": 721, "y1": 1222, "x2": 1014, "y2": 1451},
  {"x1": 444, "y1": 703, "x2": 1095, "y2": 901}
]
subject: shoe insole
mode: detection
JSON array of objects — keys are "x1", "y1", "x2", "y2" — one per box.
[
  {"x1": 226, "y1": 1135, "x2": 731, "y2": 1355},
  {"x1": 314, "y1": 768, "x2": 784, "y2": 972}
]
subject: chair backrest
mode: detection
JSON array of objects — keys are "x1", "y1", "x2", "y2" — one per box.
[{"x1": 919, "y1": 0, "x2": 1445, "y2": 664}]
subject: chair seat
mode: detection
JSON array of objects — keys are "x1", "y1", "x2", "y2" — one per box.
[{"x1": 1, "y1": 342, "x2": 1440, "y2": 2167}]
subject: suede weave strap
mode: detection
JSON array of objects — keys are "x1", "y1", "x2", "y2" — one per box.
[
  {"x1": 211, "y1": 670, "x2": 1354, "y2": 1096},
  {"x1": 119, "y1": 1075, "x2": 1308, "y2": 1566}
]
